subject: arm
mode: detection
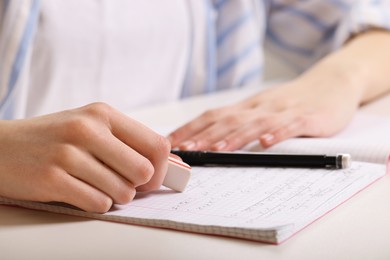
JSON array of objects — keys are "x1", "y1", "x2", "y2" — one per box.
[
  {"x1": 168, "y1": 30, "x2": 390, "y2": 151},
  {"x1": 0, "y1": 103, "x2": 171, "y2": 213},
  {"x1": 315, "y1": 30, "x2": 390, "y2": 104}
]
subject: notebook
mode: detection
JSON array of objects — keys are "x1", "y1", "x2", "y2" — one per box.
[{"x1": 1, "y1": 113, "x2": 389, "y2": 244}]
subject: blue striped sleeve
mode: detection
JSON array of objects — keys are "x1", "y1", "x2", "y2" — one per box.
[{"x1": 333, "y1": 0, "x2": 390, "y2": 49}]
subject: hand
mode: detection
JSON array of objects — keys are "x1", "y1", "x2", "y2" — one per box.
[
  {"x1": 168, "y1": 70, "x2": 362, "y2": 151},
  {"x1": 0, "y1": 103, "x2": 171, "y2": 213},
  {"x1": 169, "y1": 30, "x2": 390, "y2": 151},
  {"x1": 168, "y1": 31, "x2": 390, "y2": 151}
]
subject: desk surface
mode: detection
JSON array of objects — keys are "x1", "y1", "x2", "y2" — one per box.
[{"x1": 1, "y1": 87, "x2": 390, "y2": 260}]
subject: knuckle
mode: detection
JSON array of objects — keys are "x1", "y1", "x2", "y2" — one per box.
[
  {"x1": 39, "y1": 165, "x2": 63, "y2": 188},
  {"x1": 80, "y1": 102, "x2": 113, "y2": 125},
  {"x1": 201, "y1": 109, "x2": 219, "y2": 120},
  {"x1": 61, "y1": 116, "x2": 96, "y2": 142},
  {"x1": 222, "y1": 114, "x2": 241, "y2": 125},
  {"x1": 59, "y1": 103, "x2": 115, "y2": 143},
  {"x1": 84, "y1": 102, "x2": 112, "y2": 117},
  {"x1": 153, "y1": 135, "x2": 171, "y2": 158},
  {"x1": 53, "y1": 144, "x2": 77, "y2": 165},
  {"x1": 255, "y1": 115, "x2": 274, "y2": 127}
]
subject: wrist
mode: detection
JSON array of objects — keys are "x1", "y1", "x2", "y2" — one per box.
[
  {"x1": 294, "y1": 54, "x2": 365, "y2": 106},
  {"x1": 326, "y1": 30, "x2": 390, "y2": 104}
]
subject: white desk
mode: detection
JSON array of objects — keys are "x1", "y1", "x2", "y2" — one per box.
[{"x1": 1, "y1": 87, "x2": 390, "y2": 260}]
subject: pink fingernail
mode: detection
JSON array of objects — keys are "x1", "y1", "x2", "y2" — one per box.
[
  {"x1": 179, "y1": 140, "x2": 196, "y2": 150},
  {"x1": 213, "y1": 140, "x2": 227, "y2": 150},
  {"x1": 261, "y1": 133, "x2": 274, "y2": 144}
]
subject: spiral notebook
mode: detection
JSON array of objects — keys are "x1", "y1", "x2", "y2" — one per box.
[{"x1": 1, "y1": 113, "x2": 389, "y2": 244}]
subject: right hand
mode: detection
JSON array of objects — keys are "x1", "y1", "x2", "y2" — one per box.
[{"x1": 0, "y1": 103, "x2": 171, "y2": 213}]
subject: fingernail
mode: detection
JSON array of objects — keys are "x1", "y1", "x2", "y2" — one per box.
[
  {"x1": 213, "y1": 140, "x2": 227, "y2": 150},
  {"x1": 179, "y1": 140, "x2": 196, "y2": 150},
  {"x1": 261, "y1": 133, "x2": 274, "y2": 144}
]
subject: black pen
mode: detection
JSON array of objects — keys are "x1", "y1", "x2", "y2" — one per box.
[{"x1": 170, "y1": 150, "x2": 351, "y2": 169}]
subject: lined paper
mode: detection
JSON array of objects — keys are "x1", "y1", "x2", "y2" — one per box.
[
  {"x1": 111, "y1": 162, "x2": 385, "y2": 231},
  {"x1": 2, "y1": 161, "x2": 384, "y2": 243}
]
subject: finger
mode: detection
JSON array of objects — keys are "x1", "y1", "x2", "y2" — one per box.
[
  {"x1": 168, "y1": 107, "x2": 233, "y2": 148},
  {"x1": 211, "y1": 110, "x2": 302, "y2": 151},
  {"x1": 106, "y1": 106, "x2": 171, "y2": 191},
  {"x1": 177, "y1": 121, "x2": 237, "y2": 151},
  {"x1": 175, "y1": 107, "x2": 257, "y2": 151},
  {"x1": 259, "y1": 115, "x2": 312, "y2": 147},
  {"x1": 74, "y1": 104, "x2": 169, "y2": 191},
  {"x1": 168, "y1": 118, "x2": 215, "y2": 149},
  {"x1": 209, "y1": 115, "x2": 284, "y2": 151},
  {"x1": 92, "y1": 133, "x2": 158, "y2": 188},
  {"x1": 210, "y1": 124, "x2": 266, "y2": 151},
  {"x1": 50, "y1": 169, "x2": 113, "y2": 213},
  {"x1": 60, "y1": 145, "x2": 136, "y2": 205}
]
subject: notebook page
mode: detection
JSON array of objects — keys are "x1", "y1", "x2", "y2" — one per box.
[
  {"x1": 107, "y1": 161, "x2": 385, "y2": 241},
  {"x1": 0, "y1": 161, "x2": 385, "y2": 243}
]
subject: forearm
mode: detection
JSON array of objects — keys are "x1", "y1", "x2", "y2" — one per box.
[{"x1": 299, "y1": 30, "x2": 390, "y2": 105}]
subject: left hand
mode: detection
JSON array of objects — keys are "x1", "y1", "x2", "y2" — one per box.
[
  {"x1": 168, "y1": 70, "x2": 362, "y2": 151},
  {"x1": 168, "y1": 30, "x2": 390, "y2": 151}
]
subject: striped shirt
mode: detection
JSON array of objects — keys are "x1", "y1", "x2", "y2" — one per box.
[{"x1": 1, "y1": 0, "x2": 390, "y2": 119}]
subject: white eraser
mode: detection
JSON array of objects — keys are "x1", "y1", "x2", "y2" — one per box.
[
  {"x1": 163, "y1": 156, "x2": 192, "y2": 192},
  {"x1": 339, "y1": 153, "x2": 352, "y2": 169}
]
